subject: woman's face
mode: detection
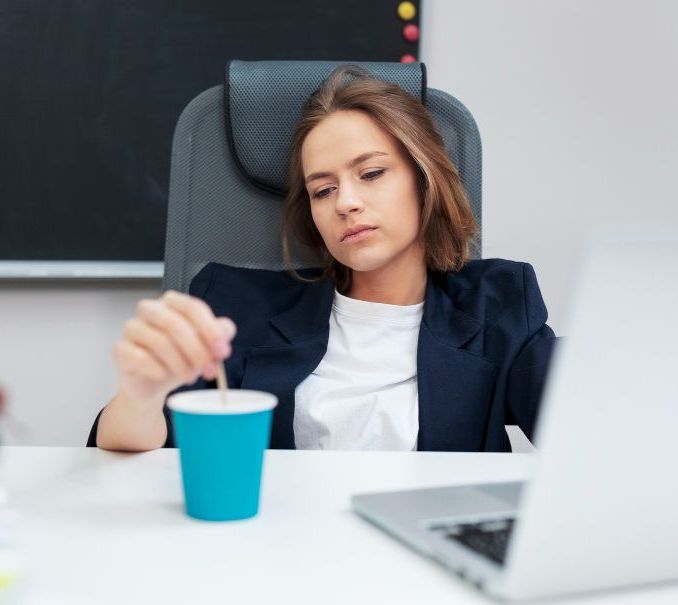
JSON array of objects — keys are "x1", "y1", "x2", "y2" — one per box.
[{"x1": 301, "y1": 109, "x2": 423, "y2": 274}]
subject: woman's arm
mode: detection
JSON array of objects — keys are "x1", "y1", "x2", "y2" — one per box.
[
  {"x1": 505, "y1": 328, "x2": 560, "y2": 442},
  {"x1": 94, "y1": 391, "x2": 169, "y2": 451},
  {"x1": 504, "y1": 263, "x2": 559, "y2": 442},
  {"x1": 92, "y1": 289, "x2": 235, "y2": 452}
]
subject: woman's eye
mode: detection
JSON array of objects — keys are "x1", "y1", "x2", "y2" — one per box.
[
  {"x1": 312, "y1": 188, "x2": 333, "y2": 199},
  {"x1": 362, "y1": 169, "x2": 385, "y2": 181},
  {"x1": 311, "y1": 170, "x2": 384, "y2": 199}
]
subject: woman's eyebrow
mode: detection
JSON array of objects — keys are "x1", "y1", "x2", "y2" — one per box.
[{"x1": 305, "y1": 151, "x2": 389, "y2": 184}]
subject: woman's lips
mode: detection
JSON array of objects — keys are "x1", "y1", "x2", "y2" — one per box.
[{"x1": 341, "y1": 227, "x2": 377, "y2": 244}]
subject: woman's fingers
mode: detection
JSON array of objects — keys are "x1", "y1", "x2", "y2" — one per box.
[
  {"x1": 216, "y1": 316, "x2": 237, "y2": 343},
  {"x1": 135, "y1": 298, "x2": 213, "y2": 376},
  {"x1": 161, "y1": 291, "x2": 237, "y2": 358},
  {"x1": 114, "y1": 340, "x2": 169, "y2": 383},
  {"x1": 115, "y1": 291, "x2": 238, "y2": 401},
  {"x1": 122, "y1": 318, "x2": 195, "y2": 383}
]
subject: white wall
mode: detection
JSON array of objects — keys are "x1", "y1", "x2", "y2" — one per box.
[
  {"x1": 0, "y1": 282, "x2": 160, "y2": 445},
  {"x1": 1, "y1": 0, "x2": 677, "y2": 445},
  {"x1": 421, "y1": 0, "x2": 678, "y2": 330}
]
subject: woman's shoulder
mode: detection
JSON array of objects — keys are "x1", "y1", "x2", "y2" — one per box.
[
  {"x1": 438, "y1": 258, "x2": 547, "y2": 323},
  {"x1": 442, "y1": 257, "x2": 535, "y2": 289},
  {"x1": 187, "y1": 262, "x2": 324, "y2": 315},
  {"x1": 189, "y1": 262, "x2": 322, "y2": 292}
]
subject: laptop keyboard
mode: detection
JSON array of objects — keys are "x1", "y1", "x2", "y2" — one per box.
[{"x1": 431, "y1": 518, "x2": 516, "y2": 565}]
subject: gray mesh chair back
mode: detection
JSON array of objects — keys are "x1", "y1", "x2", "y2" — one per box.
[{"x1": 162, "y1": 60, "x2": 482, "y2": 292}]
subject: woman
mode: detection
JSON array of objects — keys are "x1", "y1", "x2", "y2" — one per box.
[{"x1": 89, "y1": 65, "x2": 557, "y2": 452}]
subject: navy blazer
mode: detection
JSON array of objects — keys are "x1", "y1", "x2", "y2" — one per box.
[{"x1": 88, "y1": 259, "x2": 558, "y2": 452}]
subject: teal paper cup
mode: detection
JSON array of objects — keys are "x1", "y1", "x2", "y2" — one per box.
[{"x1": 167, "y1": 389, "x2": 278, "y2": 521}]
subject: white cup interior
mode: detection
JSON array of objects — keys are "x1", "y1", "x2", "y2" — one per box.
[{"x1": 167, "y1": 389, "x2": 278, "y2": 415}]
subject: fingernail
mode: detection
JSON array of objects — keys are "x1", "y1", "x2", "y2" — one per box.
[
  {"x1": 213, "y1": 340, "x2": 228, "y2": 358},
  {"x1": 223, "y1": 320, "x2": 236, "y2": 338}
]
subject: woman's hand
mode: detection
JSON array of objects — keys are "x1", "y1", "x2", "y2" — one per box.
[{"x1": 113, "y1": 290, "x2": 237, "y2": 406}]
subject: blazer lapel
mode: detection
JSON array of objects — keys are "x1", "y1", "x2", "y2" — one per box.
[
  {"x1": 417, "y1": 274, "x2": 499, "y2": 451},
  {"x1": 239, "y1": 275, "x2": 334, "y2": 449}
]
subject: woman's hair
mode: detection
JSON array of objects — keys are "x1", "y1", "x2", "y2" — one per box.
[{"x1": 282, "y1": 64, "x2": 478, "y2": 293}]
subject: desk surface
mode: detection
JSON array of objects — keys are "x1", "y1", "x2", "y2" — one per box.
[{"x1": 1, "y1": 447, "x2": 676, "y2": 605}]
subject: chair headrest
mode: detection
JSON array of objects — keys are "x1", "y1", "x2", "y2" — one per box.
[{"x1": 225, "y1": 60, "x2": 427, "y2": 195}]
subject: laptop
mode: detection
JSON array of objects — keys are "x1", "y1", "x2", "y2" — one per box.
[{"x1": 351, "y1": 232, "x2": 678, "y2": 601}]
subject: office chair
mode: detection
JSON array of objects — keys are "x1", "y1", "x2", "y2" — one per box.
[{"x1": 162, "y1": 60, "x2": 482, "y2": 293}]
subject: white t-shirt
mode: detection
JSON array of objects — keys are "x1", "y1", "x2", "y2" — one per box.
[{"x1": 293, "y1": 289, "x2": 423, "y2": 450}]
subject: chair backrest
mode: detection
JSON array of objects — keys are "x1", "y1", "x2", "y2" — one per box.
[{"x1": 162, "y1": 60, "x2": 482, "y2": 293}]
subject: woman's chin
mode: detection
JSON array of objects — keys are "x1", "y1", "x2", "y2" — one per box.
[{"x1": 340, "y1": 254, "x2": 390, "y2": 273}]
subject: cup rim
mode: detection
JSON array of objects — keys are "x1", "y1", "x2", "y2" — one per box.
[{"x1": 167, "y1": 389, "x2": 278, "y2": 415}]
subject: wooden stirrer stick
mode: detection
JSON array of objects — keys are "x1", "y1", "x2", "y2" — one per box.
[{"x1": 215, "y1": 361, "x2": 228, "y2": 404}]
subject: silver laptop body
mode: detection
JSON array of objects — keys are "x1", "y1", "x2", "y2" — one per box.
[{"x1": 352, "y1": 233, "x2": 678, "y2": 601}]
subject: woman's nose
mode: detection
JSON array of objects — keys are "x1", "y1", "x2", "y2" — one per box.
[{"x1": 335, "y1": 185, "x2": 364, "y2": 216}]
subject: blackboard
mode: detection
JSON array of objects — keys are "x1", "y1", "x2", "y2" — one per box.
[{"x1": 0, "y1": 0, "x2": 421, "y2": 272}]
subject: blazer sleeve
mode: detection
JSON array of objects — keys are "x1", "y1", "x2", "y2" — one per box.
[
  {"x1": 86, "y1": 263, "x2": 216, "y2": 448},
  {"x1": 504, "y1": 263, "x2": 560, "y2": 443}
]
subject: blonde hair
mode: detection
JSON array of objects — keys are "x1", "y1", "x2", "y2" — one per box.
[{"x1": 282, "y1": 64, "x2": 478, "y2": 293}]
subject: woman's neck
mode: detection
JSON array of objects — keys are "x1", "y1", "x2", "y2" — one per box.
[{"x1": 346, "y1": 253, "x2": 427, "y2": 306}]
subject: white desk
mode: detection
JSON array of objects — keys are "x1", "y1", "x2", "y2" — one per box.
[{"x1": 1, "y1": 447, "x2": 676, "y2": 604}]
